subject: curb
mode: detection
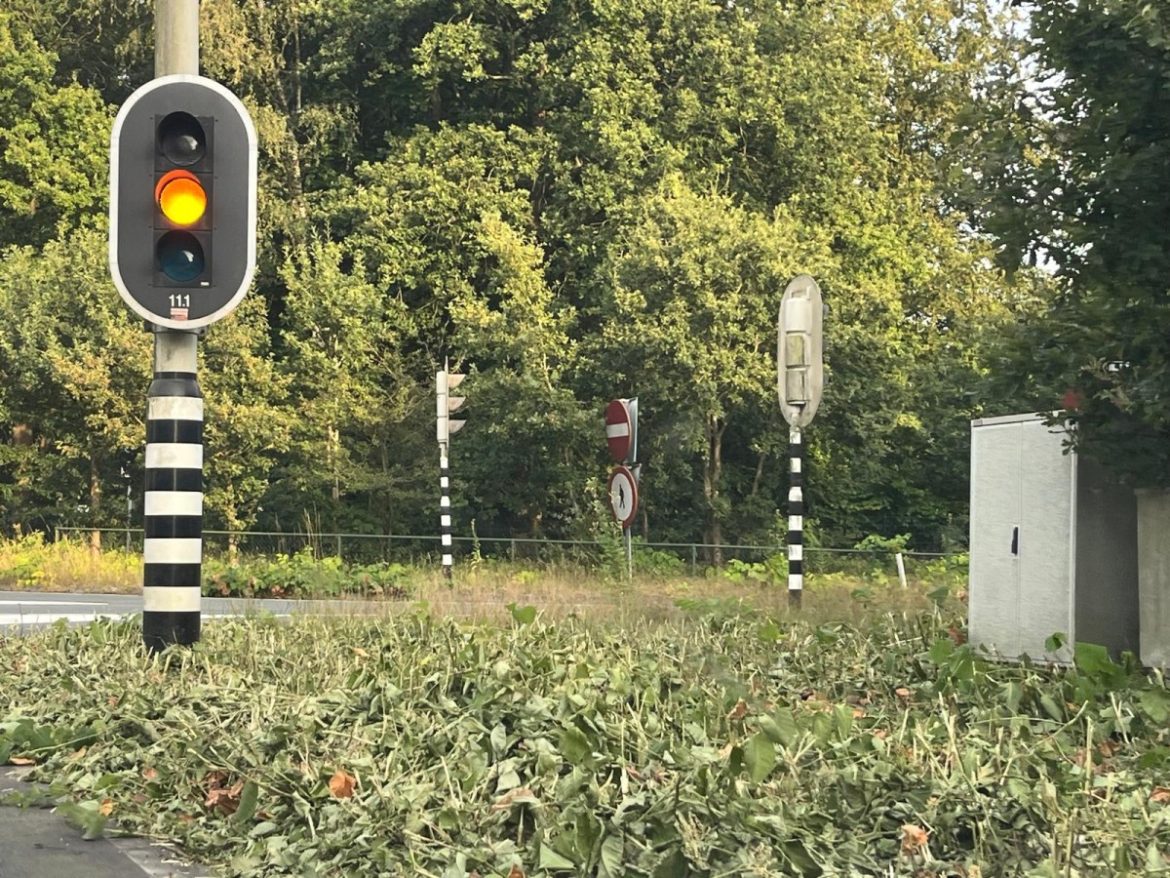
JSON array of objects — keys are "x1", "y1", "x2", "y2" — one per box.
[{"x1": 0, "y1": 767, "x2": 209, "y2": 878}]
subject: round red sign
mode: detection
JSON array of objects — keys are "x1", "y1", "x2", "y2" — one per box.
[{"x1": 605, "y1": 399, "x2": 633, "y2": 463}]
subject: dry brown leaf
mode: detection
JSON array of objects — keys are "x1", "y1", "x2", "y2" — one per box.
[
  {"x1": 492, "y1": 787, "x2": 538, "y2": 810},
  {"x1": 142, "y1": 767, "x2": 159, "y2": 781},
  {"x1": 99, "y1": 799, "x2": 114, "y2": 816},
  {"x1": 900, "y1": 824, "x2": 930, "y2": 855},
  {"x1": 851, "y1": 707, "x2": 866, "y2": 719},
  {"x1": 507, "y1": 865, "x2": 525, "y2": 878},
  {"x1": 1097, "y1": 739, "x2": 1121, "y2": 759},
  {"x1": 1151, "y1": 787, "x2": 1170, "y2": 804},
  {"x1": 948, "y1": 626, "x2": 967, "y2": 645},
  {"x1": 328, "y1": 769, "x2": 356, "y2": 799},
  {"x1": 107, "y1": 696, "x2": 120, "y2": 707},
  {"x1": 895, "y1": 687, "x2": 912, "y2": 700},
  {"x1": 726, "y1": 699, "x2": 748, "y2": 721},
  {"x1": 205, "y1": 781, "x2": 243, "y2": 815},
  {"x1": 9, "y1": 756, "x2": 35, "y2": 766}
]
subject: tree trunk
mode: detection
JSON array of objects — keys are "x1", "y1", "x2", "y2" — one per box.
[
  {"x1": 702, "y1": 416, "x2": 726, "y2": 566},
  {"x1": 89, "y1": 455, "x2": 102, "y2": 555}
]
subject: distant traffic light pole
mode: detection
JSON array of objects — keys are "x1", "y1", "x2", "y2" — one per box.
[
  {"x1": 436, "y1": 362, "x2": 466, "y2": 580},
  {"x1": 109, "y1": 0, "x2": 257, "y2": 651},
  {"x1": 778, "y1": 276, "x2": 825, "y2": 609}
]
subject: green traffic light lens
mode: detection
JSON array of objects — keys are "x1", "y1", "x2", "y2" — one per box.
[
  {"x1": 157, "y1": 231, "x2": 205, "y2": 282},
  {"x1": 157, "y1": 112, "x2": 206, "y2": 166}
]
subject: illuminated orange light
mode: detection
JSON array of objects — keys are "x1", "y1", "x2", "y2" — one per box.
[{"x1": 156, "y1": 170, "x2": 207, "y2": 226}]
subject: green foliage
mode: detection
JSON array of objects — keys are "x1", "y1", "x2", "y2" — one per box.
[
  {"x1": 982, "y1": 1, "x2": 1170, "y2": 486},
  {"x1": 202, "y1": 548, "x2": 413, "y2": 600},
  {"x1": 0, "y1": 0, "x2": 1032, "y2": 553},
  {"x1": 722, "y1": 553, "x2": 788, "y2": 586},
  {"x1": 5, "y1": 610, "x2": 1170, "y2": 874}
]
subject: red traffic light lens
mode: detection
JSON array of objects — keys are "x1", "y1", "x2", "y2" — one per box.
[
  {"x1": 157, "y1": 112, "x2": 206, "y2": 166},
  {"x1": 157, "y1": 231, "x2": 205, "y2": 282},
  {"x1": 156, "y1": 170, "x2": 207, "y2": 226}
]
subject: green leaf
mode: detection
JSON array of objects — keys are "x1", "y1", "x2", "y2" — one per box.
[
  {"x1": 233, "y1": 780, "x2": 259, "y2": 824},
  {"x1": 598, "y1": 835, "x2": 624, "y2": 877},
  {"x1": 758, "y1": 710, "x2": 798, "y2": 746},
  {"x1": 928, "y1": 638, "x2": 954, "y2": 664},
  {"x1": 559, "y1": 726, "x2": 592, "y2": 766},
  {"x1": 249, "y1": 820, "x2": 279, "y2": 837},
  {"x1": 1139, "y1": 688, "x2": 1170, "y2": 723},
  {"x1": 653, "y1": 850, "x2": 689, "y2": 878},
  {"x1": 507, "y1": 603, "x2": 537, "y2": 625},
  {"x1": 1039, "y1": 694, "x2": 1064, "y2": 722},
  {"x1": 743, "y1": 733, "x2": 776, "y2": 782},
  {"x1": 539, "y1": 846, "x2": 576, "y2": 870}
]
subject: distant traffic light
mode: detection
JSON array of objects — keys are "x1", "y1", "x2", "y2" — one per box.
[
  {"x1": 110, "y1": 75, "x2": 257, "y2": 330},
  {"x1": 436, "y1": 367, "x2": 467, "y2": 444}
]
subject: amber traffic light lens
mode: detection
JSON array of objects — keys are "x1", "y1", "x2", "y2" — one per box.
[
  {"x1": 157, "y1": 112, "x2": 206, "y2": 166},
  {"x1": 156, "y1": 170, "x2": 207, "y2": 226},
  {"x1": 157, "y1": 231, "x2": 205, "y2": 282}
]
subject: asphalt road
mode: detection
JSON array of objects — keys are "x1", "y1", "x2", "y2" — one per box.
[{"x1": 0, "y1": 590, "x2": 388, "y2": 631}]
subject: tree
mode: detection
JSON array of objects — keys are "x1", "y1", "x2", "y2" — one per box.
[
  {"x1": 590, "y1": 179, "x2": 832, "y2": 558},
  {"x1": 0, "y1": 14, "x2": 112, "y2": 250},
  {"x1": 981, "y1": 0, "x2": 1170, "y2": 487},
  {"x1": 0, "y1": 229, "x2": 150, "y2": 545}
]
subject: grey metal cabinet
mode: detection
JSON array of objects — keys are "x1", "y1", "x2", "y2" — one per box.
[{"x1": 968, "y1": 413, "x2": 1139, "y2": 662}]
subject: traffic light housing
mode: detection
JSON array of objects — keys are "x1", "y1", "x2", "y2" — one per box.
[
  {"x1": 110, "y1": 75, "x2": 257, "y2": 330},
  {"x1": 777, "y1": 275, "x2": 825, "y2": 428},
  {"x1": 436, "y1": 367, "x2": 466, "y2": 444}
]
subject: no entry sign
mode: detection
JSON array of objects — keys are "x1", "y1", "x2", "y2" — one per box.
[
  {"x1": 608, "y1": 465, "x2": 639, "y2": 529},
  {"x1": 605, "y1": 398, "x2": 636, "y2": 463}
]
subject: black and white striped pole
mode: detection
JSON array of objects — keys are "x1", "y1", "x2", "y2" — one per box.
[
  {"x1": 787, "y1": 427, "x2": 805, "y2": 606},
  {"x1": 436, "y1": 362, "x2": 466, "y2": 580},
  {"x1": 108, "y1": 0, "x2": 257, "y2": 651},
  {"x1": 778, "y1": 276, "x2": 825, "y2": 609},
  {"x1": 143, "y1": 333, "x2": 203, "y2": 648}
]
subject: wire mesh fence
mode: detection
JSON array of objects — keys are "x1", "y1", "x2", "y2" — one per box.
[{"x1": 53, "y1": 526, "x2": 965, "y2": 580}]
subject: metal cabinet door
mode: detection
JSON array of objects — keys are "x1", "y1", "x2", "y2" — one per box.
[
  {"x1": 969, "y1": 420, "x2": 1024, "y2": 657},
  {"x1": 1016, "y1": 421, "x2": 1075, "y2": 662}
]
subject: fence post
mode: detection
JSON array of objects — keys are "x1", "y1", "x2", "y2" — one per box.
[{"x1": 690, "y1": 544, "x2": 697, "y2": 575}]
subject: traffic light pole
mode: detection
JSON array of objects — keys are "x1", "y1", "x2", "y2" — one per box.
[
  {"x1": 788, "y1": 427, "x2": 804, "y2": 609},
  {"x1": 144, "y1": 0, "x2": 203, "y2": 651},
  {"x1": 439, "y1": 443, "x2": 453, "y2": 580},
  {"x1": 143, "y1": 334, "x2": 204, "y2": 650}
]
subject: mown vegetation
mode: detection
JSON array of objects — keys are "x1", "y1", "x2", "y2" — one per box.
[{"x1": 3, "y1": 598, "x2": 1170, "y2": 877}]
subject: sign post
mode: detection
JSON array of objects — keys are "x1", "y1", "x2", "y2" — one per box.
[
  {"x1": 110, "y1": 0, "x2": 257, "y2": 652},
  {"x1": 778, "y1": 275, "x2": 825, "y2": 609}
]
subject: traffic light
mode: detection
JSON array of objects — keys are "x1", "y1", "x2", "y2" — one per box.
[
  {"x1": 777, "y1": 275, "x2": 825, "y2": 428},
  {"x1": 436, "y1": 366, "x2": 467, "y2": 444},
  {"x1": 110, "y1": 75, "x2": 257, "y2": 330}
]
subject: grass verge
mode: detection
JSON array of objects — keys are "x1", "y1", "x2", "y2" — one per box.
[{"x1": 2, "y1": 592, "x2": 1170, "y2": 877}]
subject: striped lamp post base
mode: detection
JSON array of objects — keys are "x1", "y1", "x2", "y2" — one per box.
[
  {"x1": 440, "y1": 452, "x2": 453, "y2": 578},
  {"x1": 788, "y1": 427, "x2": 804, "y2": 609},
  {"x1": 142, "y1": 334, "x2": 203, "y2": 651}
]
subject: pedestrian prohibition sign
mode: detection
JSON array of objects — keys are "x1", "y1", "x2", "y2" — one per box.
[{"x1": 608, "y1": 465, "x2": 638, "y2": 529}]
